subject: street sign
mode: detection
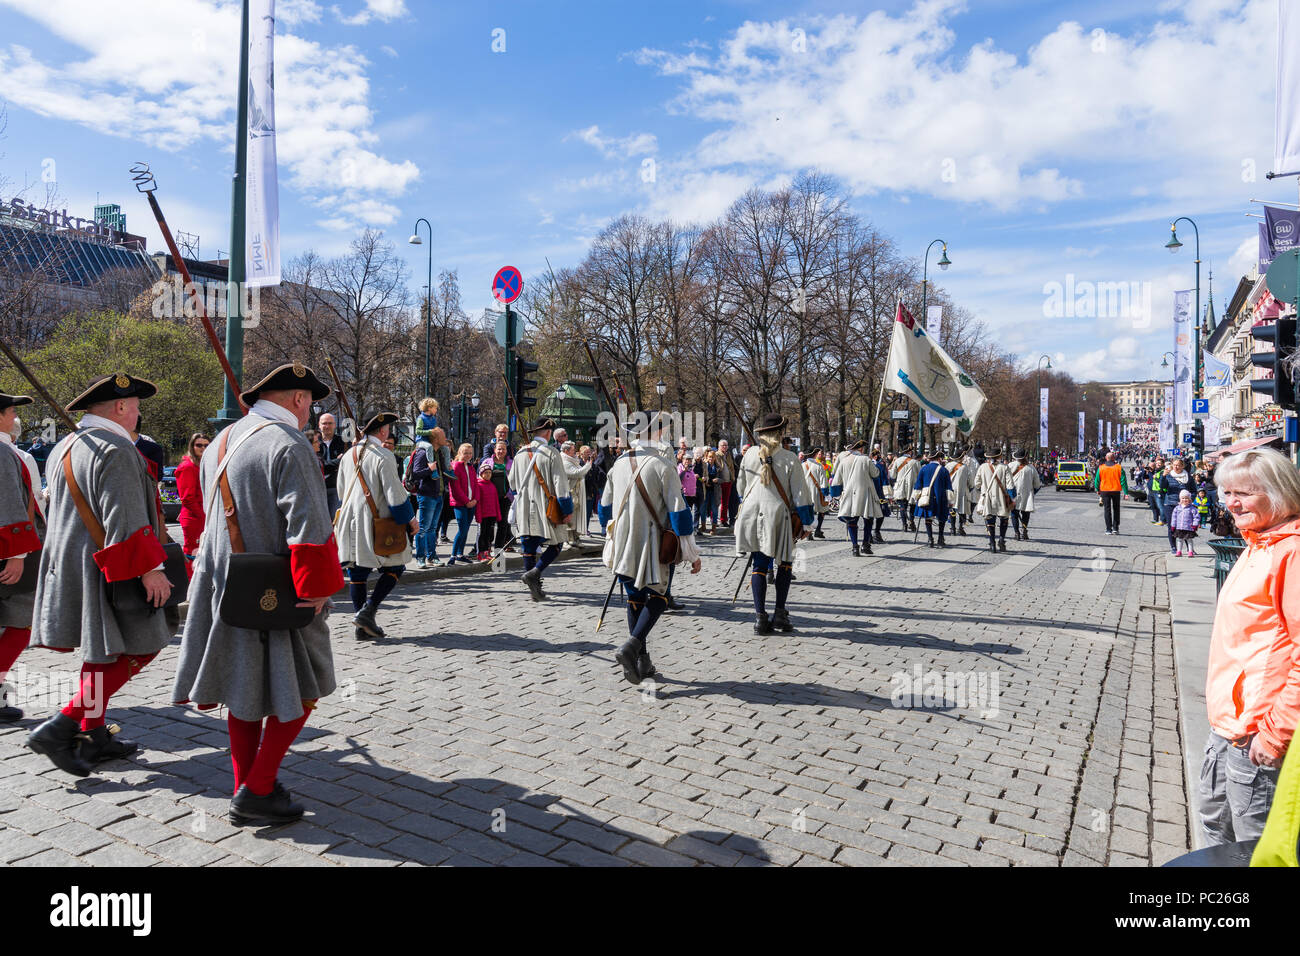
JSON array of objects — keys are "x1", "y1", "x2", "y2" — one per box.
[
  {"x1": 492, "y1": 265, "x2": 522, "y2": 304},
  {"x1": 494, "y1": 310, "x2": 508, "y2": 348},
  {"x1": 1192, "y1": 398, "x2": 1209, "y2": 416},
  {"x1": 1182, "y1": 432, "x2": 1194, "y2": 444},
  {"x1": 1265, "y1": 248, "x2": 1300, "y2": 304},
  {"x1": 890, "y1": 410, "x2": 909, "y2": 420}
]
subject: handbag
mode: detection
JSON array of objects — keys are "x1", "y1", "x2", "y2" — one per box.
[
  {"x1": 348, "y1": 444, "x2": 408, "y2": 557},
  {"x1": 528, "y1": 449, "x2": 566, "y2": 526},
  {"x1": 210, "y1": 424, "x2": 315, "y2": 631},
  {"x1": 768, "y1": 458, "x2": 805, "y2": 538},
  {"x1": 916, "y1": 464, "x2": 942, "y2": 509},
  {"x1": 632, "y1": 456, "x2": 682, "y2": 565},
  {"x1": 61, "y1": 437, "x2": 187, "y2": 612}
]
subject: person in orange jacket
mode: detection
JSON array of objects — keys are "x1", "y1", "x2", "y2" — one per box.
[{"x1": 1201, "y1": 448, "x2": 1300, "y2": 846}]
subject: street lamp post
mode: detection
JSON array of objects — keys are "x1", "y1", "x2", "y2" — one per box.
[
  {"x1": 1165, "y1": 218, "x2": 1202, "y2": 456},
  {"x1": 1035, "y1": 354, "x2": 1052, "y2": 459},
  {"x1": 656, "y1": 378, "x2": 666, "y2": 420},
  {"x1": 408, "y1": 219, "x2": 433, "y2": 401},
  {"x1": 471, "y1": 392, "x2": 480, "y2": 449},
  {"x1": 555, "y1": 383, "x2": 567, "y2": 434},
  {"x1": 917, "y1": 239, "x2": 951, "y2": 454}
]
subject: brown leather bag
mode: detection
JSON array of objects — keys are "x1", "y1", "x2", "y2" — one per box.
[
  {"x1": 528, "y1": 449, "x2": 566, "y2": 526},
  {"x1": 350, "y1": 444, "x2": 407, "y2": 557},
  {"x1": 632, "y1": 458, "x2": 681, "y2": 565}
]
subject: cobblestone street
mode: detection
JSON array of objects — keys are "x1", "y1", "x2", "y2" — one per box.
[{"x1": 0, "y1": 494, "x2": 1193, "y2": 866}]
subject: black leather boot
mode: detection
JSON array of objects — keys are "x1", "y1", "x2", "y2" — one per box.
[
  {"x1": 26, "y1": 713, "x2": 92, "y2": 777},
  {"x1": 230, "y1": 781, "x2": 305, "y2": 826},
  {"x1": 852, "y1": 544, "x2": 860, "y2": 557},
  {"x1": 998, "y1": 537, "x2": 1007, "y2": 552},
  {"x1": 521, "y1": 568, "x2": 546, "y2": 602},
  {"x1": 754, "y1": 611, "x2": 773, "y2": 635},
  {"x1": 863, "y1": 541, "x2": 873, "y2": 555},
  {"x1": 353, "y1": 604, "x2": 385, "y2": 638},
  {"x1": 771, "y1": 608, "x2": 794, "y2": 632},
  {"x1": 637, "y1": 649, "x2": 656, "y2": 679},
  {"x1": 614, "y1": 639, "x2": 643, "y2": 685},
  {"x1": 78, "y1": 725, "x2": 138, "y2": 763}
]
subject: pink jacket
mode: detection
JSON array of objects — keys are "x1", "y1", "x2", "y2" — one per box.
[
  {"x1": 474, "y1": 473, "x2": 501, "y2": 521},
  {"x1": 449, "y1": 460, "x2": 476, "y2": 509}
]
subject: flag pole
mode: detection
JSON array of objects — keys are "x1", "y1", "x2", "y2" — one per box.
[
  {"x1": 217, "y1": 0, "x2": 251, "y2": 428},
  {"x1": 866, "y1": 371, "x2": 888, "y2": 452}
]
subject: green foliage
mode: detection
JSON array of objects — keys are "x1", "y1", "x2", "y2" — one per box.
[{"x1": 0, "y1": 311, "x2": 223, "y2": 458}]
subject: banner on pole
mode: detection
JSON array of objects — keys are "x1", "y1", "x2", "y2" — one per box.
[
  {"x1": 1106, "y1": 420, "x2": 1112, "y2": 447},
  {"x1": 1204, "y1": 414, "x2": 1221, "y2": 448},
  {"x1": 1276, "y1": 0, "x2": 1300, "y2": 177},
  {"x1": 1039, "y1": 388, "x2": 1049, "y2": 447},
  {"x1": 246, "y1": 0, "x2": 281, "y2": 288},
  {"x1": 1204, "y1": 350, "x2": 1232, "y2": 389},
  {"x1": 1077, "y1": 412, "x2": 1085, "y2": 455},
  {"x1": 924, "y1": 305, "x2": 944, "y2": 426},
  {"x1": 883, "y1": 303, "x2": 987, "y2": 435},
  {"x1": 1172, "y1": 289, "x2": 1194, "y2": 425},
  {"x1": 1159, "y1": 386, "x2": 1175, "y2": 451}
]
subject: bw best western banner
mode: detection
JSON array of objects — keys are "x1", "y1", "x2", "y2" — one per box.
[
  {"x1": 1039, "y1": 388, "x2": 1049, "y2": 447},
  {"x1": 246, "y1": 0, "x2": 281, "y2": 287},
  {"x1": 1172, "y1": 289, "x2": 1194, "y2": 425},
  {"x1": 884, "y1": 303, "x2": 986, "y2": 434},
  {"x1": 1077, "y1": 411, "x2": 1084, "y2": 454}
]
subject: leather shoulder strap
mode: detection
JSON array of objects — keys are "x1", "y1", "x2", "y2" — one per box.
[
  {"x1": 767, "y1": 457, "x2": 798, "y2": 516},
  {"x1": 632, "y1": 455, "x2": 667, "y2": 534},
  {"x1": 528, "y1": 447, "x2": 555, "y2": 501},
  {"x1": 213, "y1": 420, "x2": 281, "y2": 555},
  {"x1": 351, "y1": 444, "x2": 382, "y2": 520},
  {"x1": 62, "y1": 438, "x2": 106, "y2": 549}
]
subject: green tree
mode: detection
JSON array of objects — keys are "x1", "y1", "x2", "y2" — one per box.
[{"x1": 0, "y1": 311, "x2": 223, "y2": 459}]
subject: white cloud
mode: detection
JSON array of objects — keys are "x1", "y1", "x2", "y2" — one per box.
[
  {"x1": 570, "y1": 125, "x2": 658, "y2": 159},
  {"x1": 0, "y1": 0, "x2": 418, "y2": 231},
  {"x1": 332, "y1": 0, "x2": 408, "y2": 26},
  {"x1": 380, "y1": 44, "x2": 398, "y2": 58}
]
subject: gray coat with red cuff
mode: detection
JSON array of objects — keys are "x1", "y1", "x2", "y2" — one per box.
[
  {"x1": 0, "y1": 441, "x2": 43, "y2": 630},
  {"x1": 29, "y1": 426, "x2": 172, "y2": 662}
]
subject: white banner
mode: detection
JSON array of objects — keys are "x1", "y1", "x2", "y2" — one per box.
[
  {"x1": 924, "y1": 305, "x2": 944, "y2": 425},
  {"x1": 1078, "y1": 411, "x2": 1085, "y2": 455},
  {"x1": 1097, "y1": 419, "x2": 1103, "y2": 446},
  {"x1": 1039, "y1": 388, "x2": 1049, "y2": 447},
  {"x1": 1204, "y1": 414, "x2": 1221, "y2": 448},
  {"x1": 1106, "y1": 420, "x2": 1112, "y2": 447},
  {"x1": 1159, "y1": 386, "x2": 1175, "y2": 451},
  {"x1": 1277, "y1": 0, "x2": 1300, "y2": 176},
  {"x1": 246, "y1": 0, "x2": 281, "y2": 288},
  {"x1": 884, "y1": 303, "x2": 987, "y2": 435},
  {"x1": 1172, "y1": 289, "x2": 1194, "y2": 425}
]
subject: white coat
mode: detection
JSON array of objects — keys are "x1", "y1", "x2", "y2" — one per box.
[
  {"x1": 734, "y1": 446, "x2": 815, "y2": 563},
  {"x1": 508, "y1": 438, "x2": 573, "y2": 546},
  {"x1": 600, "y1": 444, "x2": 701, "y2": 592},
  {"x1": 890, "y1": 455, "x2": 921, "y2": 502},
  {"x1": 335, "y1": 436, "x2": 413, "y2": 568},
  {"x1": 946, "y1": 461, "x2": 976, "y2": 515},
  {"x1": 562, "y1": 454, "x2": 592, "y2": 530},
  {"x1": 1007, "y1": 461, "x2": 1043, "y2": 513},
  {"x1": 803, "y1": 459, "x2": 830, "y2": 515},
  {"x1": 831, "y1": 453, "x2": 882, "y2": 520},
  {"x1": 975, "y1": 461, "x2": 1015, "y2": 518}
]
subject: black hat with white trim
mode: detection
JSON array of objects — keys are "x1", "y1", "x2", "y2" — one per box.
[
  {"x1": 67, "y1": 373, "x2": 158, "y2": 412},
  {"x1": 0, "y1": 394, "x2": 33, "y2": 412},
  {"x1": 363, "y1": 411, "x2": 399, "y2": 435},
  {"x1": 240, "y1": 361, "x2": 330, "y2": 405}
]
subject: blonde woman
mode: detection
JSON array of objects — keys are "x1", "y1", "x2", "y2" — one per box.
[{"x1": 448, "y1": 442, "x2": 478, "y2": 564}]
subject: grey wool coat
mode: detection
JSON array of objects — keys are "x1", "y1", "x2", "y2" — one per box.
[
  {"x1": 29, "y1": 425, "x2": 173, "y2": 662},
  {"x1": 508, "y1": 438, "x2": 573, "y2": 545},
  {"x1": 830, "y1": 452, "x2": 883, "y2": 520},
  {"x1": 734, "y1": 446, "x2": 816, "y2": 564},
  {"x1": 600, "y1": 446, "x2": 701, "y2": 592},
  {"x1": 172, "y1": 413, "x2": 340, "y2": 723},
  {"x1": 0, "y1": 441, "x2": 43, "y2": 630}
]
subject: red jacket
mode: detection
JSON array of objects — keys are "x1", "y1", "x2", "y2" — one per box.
[
  {"x1": 449, "y1": 460, "x2": 476, "y2": 509},
  {"x1": 176, "y1": 455, "x2": 205, "y2": 526},
  {"x1": 474, "y1": 473, "x2": 501, "y2": 521}
]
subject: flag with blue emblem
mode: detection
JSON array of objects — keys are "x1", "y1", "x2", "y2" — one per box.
[
  {"x1": 1203, "y1": 350, "x2": 1231, "y2": 389},
  {"x1": 883, "y1": 302, "x2": 987, "y2": 435}
]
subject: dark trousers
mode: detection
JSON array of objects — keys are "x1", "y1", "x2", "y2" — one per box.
[
  {"x1": 1101, "y1": 491, "x2": 1121, "y2": 532},
  {"x1": 348, "y1": 565, "x2": 405, "y2": 611},
  {"x1": 1010, "y1": 509, "x2": 1030, "y2": 533},
  {"x1": 477, "y1": 517, "x2": 498, "y2": 555}
]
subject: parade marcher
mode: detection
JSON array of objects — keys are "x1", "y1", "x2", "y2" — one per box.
[
  {"x1": 975, "y1": 446, "x2": 1015, "y2": 553},
  {"x1": 890, "y1": 446, "x2": 921, "y2": 533},
  {"x1": 914, "y1": 450, "x2": 954, "y2": 548},
  {"x1": 870, "y1": 446, "x2": 889, "y2": 543},
  {"x1": 27, "y1": 374, "x2": 176, "y2": 776},
  {"x1": 172, "y1": 363, "x2": 346, "y2": 825},
  {"x1": 946, "y1": 448, "x2": 975, "y2": 537},
  {"x1": 829, "y1": 439, "x2": 881, "y2": 556},
  {"x1": 508, "y1": 418, "x2": 573, "y2": 601},
  {"x1": 1007, "y1": 448, "x2": 1043, "y2": 541},
  {"x1": 803, "y1": 447, "x2": 831, "y2": 540},
  {"x1": 0, "y1": 394, "x2": 42, "y2": 722},
  {"x1": 598, "y1": 413, "x2": 702, "y2": 684},
  {"x1": 335, "y1": 412, "x2": 417, "y2": 638},
  {"x1": 735, "y1": 414, "x2": 815, "y2": 634}
]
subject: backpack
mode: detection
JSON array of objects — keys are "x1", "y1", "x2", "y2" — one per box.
[{"x1": 402, "y1": 446, "x2": 422, "y2": 495}]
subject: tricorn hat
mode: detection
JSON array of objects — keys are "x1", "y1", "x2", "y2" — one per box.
[
  {"x1": 529, "y1": 417, "x2": 558, "y2": 434},
  {"x1": 363, "y1": 411, "x2": 399, "y2": 435},
  {"x1": 0, "y1": 394, "x2": 33, "y2": 412},
  {"x1": 1012, "y1": 448, "x2": 1027, "y2": 461},
  {"x1": 754, "y1": 413, "x2": 788, "y2": 434},
  {"x1": 68, "y1": 373, "x2": 158, "y2": 412},
  {"x1": 240, "y1": 361, "x2": 330, "y2": 405},
  {"x1": 850, "y1": 439, "x2": 867, "y2": 451}
]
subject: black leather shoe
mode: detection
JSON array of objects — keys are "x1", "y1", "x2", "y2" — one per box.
[
  {"x1": 989, "y1": 541, "x2": 998, "y2": 554},
  {"x1": 1021, "y1": 529, "x2": 1029, "y2": 541},
  {"x1": 78, "y1": 725, "x2": 138, "y2": 763},
  {"x1": 998, "y1": 539, "x2": 1007, "y2": 552},
  {"x1": 813, "y1": 531, "x2": 825, "y2": 539},
  {"x1": 863, "y1": 543, "x2": 873, "y2": 555},
  {"x1": 614, "y1": 639, "x2": 643, "y2": 685},
  {"x1": 354, "y1": 627, "x2": 373, "y2": 641},
  {"x1": 873, "y1": 532, "x2": 885, "y2": 544},
  {"x1": 26, "y1": 713, "x2": 92, "y2": 777},
  {"x1": 0, "y1": 695, "x2": 22, "y2": 722},
  {"x1": 666, "y1": 595, "x2": 683, "y2": 611},
  {"x1": 637, "y1": 651, "x2": 656, "y2": 679},
  {"x1": 938, "y1": 536, "x2": 947, "y2": 548},
  {"x1": 521, "y1": 568, "x2": 545, "y2": 602},
  {"x1": 754, "y1": 612, "x2": 773, "y2": 635},
  {"x1": 353, "y1": 605, "x2": 385, "y2": 638},
  {"x1": 230, "y1": 781, "x2": 305, "y2": 826},
  {"x1": 851, "y1": 545, "x2": 860, "y2": 557},
  {"x1": 772, "y1": 608, "x2": 794, "y2": 632}
]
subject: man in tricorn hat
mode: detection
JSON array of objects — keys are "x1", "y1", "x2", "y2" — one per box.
[
  {"x1": 599, "y1": 411, "x2": 702, "y2": 684},
  {"x1": 913, "y1": 450, "x2": 954, "y2": 548},
  {"x1": 974, "y1": 445, "x2": 1015, "y2": 553},
  {"x1": 890, "y1": 444, "x2": 921, "y2": 533},
  {"x1": 172, "y1": 362, "x2": 345, "y2": 825},
  {"x1": 508, "y1": 417, "x2": 574, "y2": 602},
  {"x1": 829, "y1": 439, "x2": 881, "y2": 556},
  {"x1": 735, "y1": 413, "x2": 814, "y2": 633},
  {"x1": 1007, "y1": 447, "x2": 1043, "y2": 541},
  {"x1": 946, "y1": 447, "x2": 976, "y2": 537},
  {"x1": 0, "y1": 393, "x2": 42, "y2": 722},
  {"x1": 26, "y1": 374, "x2": 175, "y2": 776},
  {"x1": 334, "y1": 411, "x2": 416, "y2": 639}
]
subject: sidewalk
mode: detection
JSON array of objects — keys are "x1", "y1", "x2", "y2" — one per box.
[{"x1": 1165, "y1": 545, "x2": 1217, "y2": 850}]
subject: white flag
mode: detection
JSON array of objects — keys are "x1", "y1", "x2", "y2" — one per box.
[
  {"x1": 1039, "y1": 388, "x2": 1049, "y2": 447},
  {"x1": 1278, "y1": 0, "x2": 1300, "y2": 176},
  {"x1": 924, "y1": 305, "x2": 944, "y2": 425},
  {"x1": 883, "y1": 303, "x2": 986, "y2": 435},
  {"x1": 1172, "y1": 289, "x2": 1194, "y2": 425},
  {"x1": 246, "y1": 0, "x2": 280, "y2": 287},
  {"x1": 1077, "y1": 412, "x2": 1084, "y2": 455}
]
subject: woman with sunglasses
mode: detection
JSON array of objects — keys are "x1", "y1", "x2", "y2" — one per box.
[{"x1": 176, "y1": 432, "x2": 210, "y2": 573}]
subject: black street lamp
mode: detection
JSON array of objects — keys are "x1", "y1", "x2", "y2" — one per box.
[
  {"x1": 1165, "y1": 218, "x2": 1202, "y2": 455},
  {"x1": 408, "y1": 219, "x2": 433, "y2": 400},
  {"x1": 656, "y1": 378, "x2": 666, "y2": 417},
  {"x1": 555, "y1": 383, "x2": 567, "y2": 430}
]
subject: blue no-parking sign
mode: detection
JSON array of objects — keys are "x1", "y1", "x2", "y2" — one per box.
[{"x1": 492, "y1": 265, "x2": 522, "y2": 304}]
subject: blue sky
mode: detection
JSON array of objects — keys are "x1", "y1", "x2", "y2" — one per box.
[{"x1": 0, "y1": 0, "x2": 1290, "y2": 382}]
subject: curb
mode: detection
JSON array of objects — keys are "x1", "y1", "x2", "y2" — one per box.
[{"x1": 1165, "y1": 551, "x2": 1217, "y2": 850}]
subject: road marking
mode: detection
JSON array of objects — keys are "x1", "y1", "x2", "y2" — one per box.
[{"x1": 976, "y1": 554, "x2": 1046, "y2": 585}]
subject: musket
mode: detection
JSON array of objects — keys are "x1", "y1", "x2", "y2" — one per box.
[
  {"x1": 325, "y1": 360, "x2": 359, "y2": 443},
  {"x1": 0, "y1": 337, "x2": 76, "y2": 430},
  {"x1": 130, "y1": 163, "x2": 246, "y2": 412},
  {"x1": 595, "y1": 573, "x2": 619, "y2": 633},
  {"x1": 731, "y1": 554, "x2": 753, "y2": 604}
]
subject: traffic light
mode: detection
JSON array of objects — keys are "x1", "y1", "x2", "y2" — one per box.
[
  {"x1": 897, "y1": 421, "x2": 913, "y2": 448},
  {"x1": 1250, "y1": 318, "x2": 1298, "y2": 410},
  {"x1": 514, "y1": 355, "x2": 540, "y2": 409},
  {"x1": 468, "y1": 404, "x2": 480, "y2": 437}
]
